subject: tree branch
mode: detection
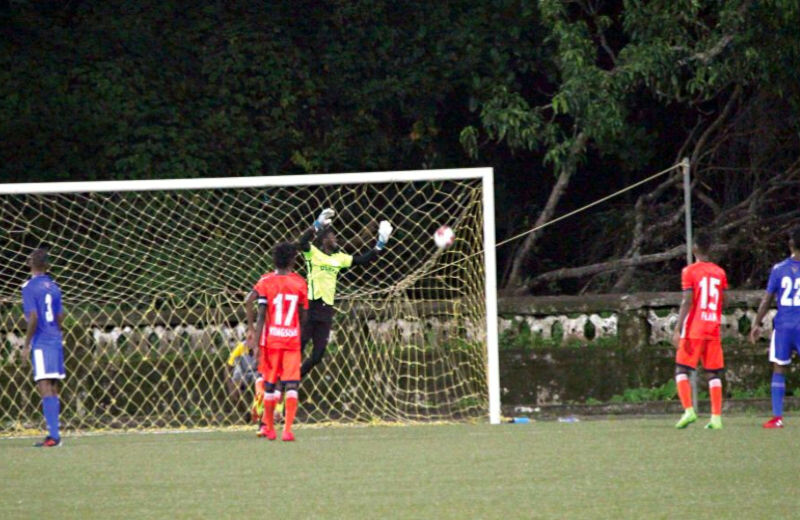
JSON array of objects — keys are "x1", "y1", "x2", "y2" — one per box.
[
  {"x1": 527, "y1": 245, "x2": 688, "y2": 288},
  {"x1": 506, "y1": 131, "x2": 589, "y2": 292}
]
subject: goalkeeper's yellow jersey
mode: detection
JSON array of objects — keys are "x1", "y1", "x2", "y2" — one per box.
[{"x1": 303, "y1": 244, "x2": 353, "y2": 305}]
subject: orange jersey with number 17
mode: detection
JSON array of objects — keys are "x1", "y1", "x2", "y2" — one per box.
[
  {"x1": 253, "y1": 272, "x2": 309, "y2": 350},
  {"x1": 681, "y1": 261, "x2": 728, "y2": 339}
]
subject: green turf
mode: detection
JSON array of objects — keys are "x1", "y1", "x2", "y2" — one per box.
[{"x1": 2, "y1": 417, "x2": 799, "y2": 519}]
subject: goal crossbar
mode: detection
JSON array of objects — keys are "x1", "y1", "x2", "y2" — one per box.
[{"x1": 0, "y1": 168, "x2": 493, "y2": 195}]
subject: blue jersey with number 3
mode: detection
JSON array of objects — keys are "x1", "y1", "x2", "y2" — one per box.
[
  {"x1": 767, "y1": 258, "x2": 800, "y2": 330},
  {"x1": 21, "y1": 274, "x2": 63, "y2": 345}
]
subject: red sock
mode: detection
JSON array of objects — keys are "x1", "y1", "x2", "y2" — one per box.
[
  {"x1": 676, "y1": 374, "x2": 693, "y2": 410},
  {"x1": 284, "y1": 390, "x2": 298, "y2": 432},
  {"x1": 709, "y1": 378, "x2": 722, "y2": 416},
  {"x1": 262, "y1": 394, "x2": 276, "y2": 430}
]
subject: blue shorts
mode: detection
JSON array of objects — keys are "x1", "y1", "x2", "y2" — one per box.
[
  {"x1": 31, "y1": 338, "x2": 65, "y2": 382},
  {"x1": 769, "y1": 328, "x2": 800, "y2": 366}
]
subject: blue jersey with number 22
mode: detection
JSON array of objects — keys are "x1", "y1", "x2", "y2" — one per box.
[
  {"x1": 767, "y1": 258, "x2": 800, "y2": 330},
  {"x1": 21, "y1": 274, "x2": 63, "y2": 345}
]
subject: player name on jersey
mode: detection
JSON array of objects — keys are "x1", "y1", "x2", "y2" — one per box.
[{"x1": 268, "y1": 325, "x2": 300, "y2": 338}]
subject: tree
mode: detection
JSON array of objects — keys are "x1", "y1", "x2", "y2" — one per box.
[{"x1": 462, "y1": 0, "x2": 800, "y2": 292}]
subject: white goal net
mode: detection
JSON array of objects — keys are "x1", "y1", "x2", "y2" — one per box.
[{"x1": 0, "y1": 169, "x2": 499, "y2": 433}]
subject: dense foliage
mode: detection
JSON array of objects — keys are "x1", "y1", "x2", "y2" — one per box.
[{"x1": 2, "y1": 0, "x2": 799, "y2": 292}]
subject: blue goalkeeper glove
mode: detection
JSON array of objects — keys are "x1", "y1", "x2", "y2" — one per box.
[
  {"x1": 375, "y1": 220, "x2": 393, "y2": 250},
  {"x1": 314, "y1": 208, "x2": 335, "y2": 231}
]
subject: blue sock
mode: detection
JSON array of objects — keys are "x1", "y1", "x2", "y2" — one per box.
[
  {"x1": 771, "y1": 373, "x2": 786, "y2": 418},
  {"x1": 42, "y1": 396, "x2": 60, "y2": 440}
]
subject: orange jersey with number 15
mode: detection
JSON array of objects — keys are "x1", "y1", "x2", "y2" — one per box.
[
  {"x1": 681, "y1": 262, "x2": 728, "y2": 339},
  {"x1": 253, "y1": 272, "x2": 309, "y2": 350}
]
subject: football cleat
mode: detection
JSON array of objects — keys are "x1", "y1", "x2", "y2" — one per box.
[
  {"x1": 704, "y1": 416, "x2": 723, "y2": 430},
  {"x1": 259, "y1": 425, "x2": 277, "y2": 440},
  {"x1": 763, "y1": 417, "x2": 784, "y2": 429},
  {"x1": 281, "y1": 430, "x2": 295, "y2": 442},
  {"x1": 675, "y1": 408, "x2": 698, "y2": 429},
  {"x1": 34, "y1": 436, "x2": 61, "y2": 448}
]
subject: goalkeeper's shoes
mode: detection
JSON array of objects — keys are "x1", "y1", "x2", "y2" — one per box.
[
  {"x1": 704, "y1": 415, "x2": 723, "y2": 430},
  {"x1": 281, "y1": 430, "x2": 295, "y2": 442},
  {"x1": 675, "y1": 408, "x2": 698, "y2": 429},
  {"x1": 259, "y1": 424, "x2": 277, "y2": 441},
  {"x1": 763, "y1": 416, "x2": 784, "y2": 429},
  {"x1": 34, "y1": 436, "x2": 62, "y2": 448}
]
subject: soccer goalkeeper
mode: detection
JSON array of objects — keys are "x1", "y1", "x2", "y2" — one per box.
[{"x1": 296, "y1": 208, "x2": 393, "y2": 377}]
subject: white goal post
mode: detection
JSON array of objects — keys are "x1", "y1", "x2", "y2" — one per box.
[{"x1": 0, "y1": 168, "x2": 501, "y2": 429}]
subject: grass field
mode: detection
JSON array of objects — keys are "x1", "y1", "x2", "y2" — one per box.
[{"x1": 2, "y1": 416, "x2": 799, "y2": 519}]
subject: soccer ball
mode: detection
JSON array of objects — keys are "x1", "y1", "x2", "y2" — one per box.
[{"x1": 433, "y1": 225, "x2": 455, "y2": 249}]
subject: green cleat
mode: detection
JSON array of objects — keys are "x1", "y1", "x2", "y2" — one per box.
[
  {"x1": 675, "y1": 408, "x2": 697, "y2": 429},
  {"x1": 704, "y1": 415, "x2": 723, "y2": 430}
]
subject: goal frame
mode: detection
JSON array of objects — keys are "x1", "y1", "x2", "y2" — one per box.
[{"x1": 2, "y1": 168, "x2": 502, "y2": 425}]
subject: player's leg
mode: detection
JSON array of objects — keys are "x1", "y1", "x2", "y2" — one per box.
[
  {"x1": 259, "y1": 350, "x2": 282, "y2": 440},
  {"x1": 300, "y1": 319, "x2": 332, "y2": 377},
  {"x1": 32, "y1": 344, "x2": 65, "y2": 447},
  {"x1": 259, "y1": 380, "x2": 278, "y2": 440},
  {"x1": 765, "y1": 329, "x2": 792, "y2": 428},
  {"x1": 281, "y1": 350, "x2": 302, "y2": 441},
  {"x1": 704, "y1": 371, "x2": 724, "y2": 430},
  {"x1": 766, "y1": 364, "x2": 786, "y2": 428},
  {"x1": 34, "y1": 379, "x2": 61, "y2": 447},
  {"x1": 252, "y1": 376, "x2": 265, "y2": 424},
  {"x1": 702, "y1": 338, "x2": 724, "y2": 429},
  {"x1": 674, "y1": 339, "x2": 700, "y2": 428}
]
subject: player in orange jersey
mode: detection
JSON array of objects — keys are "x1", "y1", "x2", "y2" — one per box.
[
  {"x1": 672, "y1": 231, "x2": 728, "y2": 429},
  {"x1": 252, "y1": 242, "x2": 308, "y2": 441}
]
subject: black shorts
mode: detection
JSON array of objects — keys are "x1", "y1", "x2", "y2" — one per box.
[{"x1": 308, "y1": 299, "x2": 335, "y2": 322}]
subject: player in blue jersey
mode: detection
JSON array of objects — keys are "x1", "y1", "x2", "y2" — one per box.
[
  {"x1": 21, "y1": 248, "x2": 65, "y2": 447},
  {"x1": 750, "y1": 227, "x2": 800, "y2": 428}
]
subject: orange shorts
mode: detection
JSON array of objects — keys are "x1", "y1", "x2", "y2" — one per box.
[
  {"x1": 257, "y1": 345, "x2": 273, "y2": 378},
  {"x1": 676, "y1": 337, "x2": 724, "y2": 371},
  {"x1": 263, "y1": 349, "x2": 301, "y2": 384}
]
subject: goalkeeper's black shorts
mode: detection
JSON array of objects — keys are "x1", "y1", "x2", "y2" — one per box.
[{"x1": 307, "y1": 299, "x2": 335, "y2": 322}]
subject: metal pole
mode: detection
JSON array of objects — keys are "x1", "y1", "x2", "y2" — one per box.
[
  {"x1": 482, "y1": 169, "x2": 501, "y2": 425},
  {"x1": 681, "y1": 158, "x2": 699, "y2": 409},
  {"x1": 682, "y1": 158, "x2": 692, "y2": 265}
]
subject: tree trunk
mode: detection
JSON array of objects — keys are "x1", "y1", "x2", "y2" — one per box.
[{"x1": 506, "y1": 132, "x2": 588, "y2": 293}]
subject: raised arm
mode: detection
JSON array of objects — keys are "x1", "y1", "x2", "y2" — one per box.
[
  {"x1": 298, "y1": 227, "x2": 316, "y2": 253},
  {"x1": 352, "y1": 220, "x2": 393, "y2": 266}
]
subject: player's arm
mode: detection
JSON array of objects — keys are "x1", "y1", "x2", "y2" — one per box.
[
  {"x1": 298, "y1": 208, "x2": 336, "y2": 252},
  {"x1": 23, "y1": 310, "x2": 37, "y2": 360},
  {"x1": 298, "y1": 227, "x2": 315, "y2": 253},
  {"x1": 749, "y1": 291, "x2": 775, "y2": 343},
  {"x1": 672, "y1": 290, "x2": 693, "y2": 348},
  {"x1": 245, "y1": 290, "x2": 259, "y2": 349},
  {"x1": 352, "y1": 220, "x2": 393, "y2": 266},
  {"x1": 253, "y1": 302, "x2": 268, "y2": 354}
]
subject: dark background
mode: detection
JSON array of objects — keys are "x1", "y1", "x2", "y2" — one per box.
[{"x1": 2, "y1": 0, "x2": 799, "y2": 293}]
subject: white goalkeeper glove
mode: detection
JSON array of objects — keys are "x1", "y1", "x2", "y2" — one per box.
[
  {"x1": 314, "y1": 208, "x2": 335, "y2": 231},
  {"x1": 375, "y1": 220, "x2": 393, "y2": 250}
]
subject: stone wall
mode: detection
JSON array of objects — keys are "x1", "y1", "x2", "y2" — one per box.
[
  {"x1": 498, "y1": 290, "x2": 771, "y2": 345},
  {"x1": 497, "y1": 291, "x2": 781, "y2": 406}
]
